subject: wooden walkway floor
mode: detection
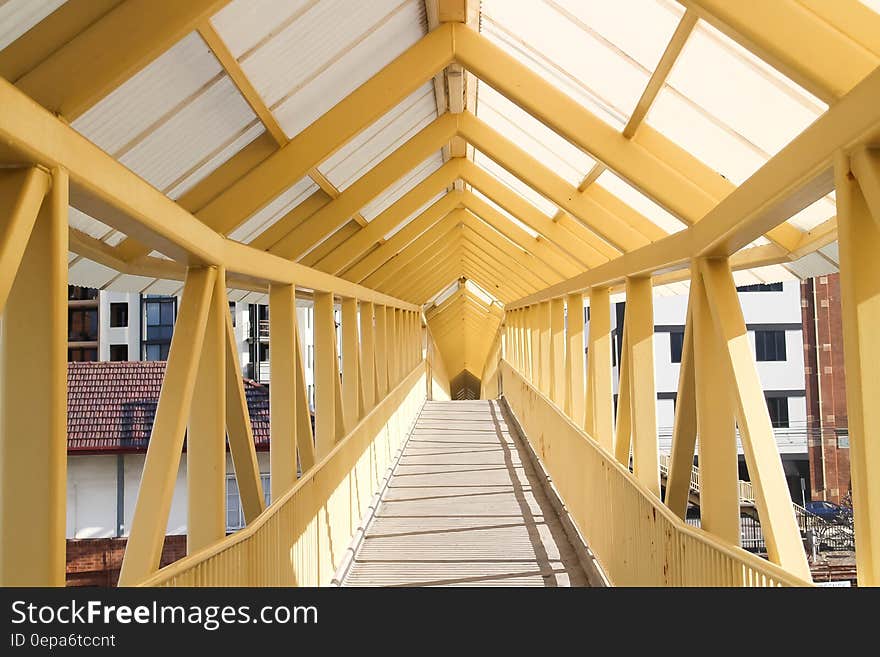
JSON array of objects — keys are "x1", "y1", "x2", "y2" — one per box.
[{"x1": 343, "y1": 400, "x2": 590, "y2": 587}]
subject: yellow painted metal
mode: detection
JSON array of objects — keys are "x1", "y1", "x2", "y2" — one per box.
[
  {"x1": 269, "y1": 283, "x2": 298, "y2": 500},
  {"x1": 664, "y1": 289, "x2": 697, "y2": 520},
  {"x1": 314, "y1": 292, "x2": 340, "y2": 458},
  {"x1": 692, "y1": 262, "x2": 740, "y2": 545},
  {"x1": 501, "y1": 361, "x2": 810, "y2": 587},
  {"x1": 682, "y1": 0, "x2": 878, "y2": 103},
  {"x1": 293, "y1": 323, "x2": 316, "y2": 474},
  {"x1": 624, "y1": 277, "x2": 660, "y2": 498},
  {"x1": 0, "y1": 168, "x2": 50, "y2": 313},
  {"x1": 836, "y1": 149, "x2": 880, "y2": 586},
  {"x1": 549, "y1": 297, "x2": 566, "y2": 405},
  {"x1": 359, "y1": 301, "x2": 376, "y2": 412},
  {"x1": 187, "y1": 265, "x2": 227, "y2": 554},
  {"x1": 16, "y1": 0, "x2": 230, "y2": 120},
  {"x1": 138, "y1": 364, "x2": 427, "y2": 586},
  {"x1": 341, "y1": 298, "x2": 363, "y2": 428},
  {"x1": 119, "y1": 267, "x2": 216, "y2": 585},
  {"x1": 224, "y1": 307, "x2": 265, "y2": 524},
  {"x1": 537, "y1": 301, "x2": 551, "y2": 397},
  {"x1": 0, "y1": 168, "x2": 66, "y2": 586},
  {"x1": 700, "y1": 257, "x2": 811, "y2": 580},
  {"x1": 586, "y1": 287, "x2": 614, "y2": 452},
  {"x1": 375, "y1": 305, "x2": 389, "y2": 399},
  {"x1": 614, "y1": 321, "x2": 632, "y2": 466}
]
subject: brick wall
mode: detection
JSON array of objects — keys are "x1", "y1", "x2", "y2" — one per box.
[
  {"x1": 66, "y1": 535, "x2": 187, "y2": 587},
  {"x1": 801, "y1": 274, "x2": 852, "y2": 504}
]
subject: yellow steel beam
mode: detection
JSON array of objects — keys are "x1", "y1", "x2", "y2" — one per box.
[
  {"x1": 375, "y1": 305, "x2": 389, "y2": 399},
  {"x1": 341, "y1": 298, "x2": 364, "y2": 428},
  {"x1": 0, "y1": 167, "x2": 51, "y2": 313},
  {"x1": 299, "y1": 221, "x2": 360, "y2": 268},
  {"x1": 459, "y1": 229, "x2": 548, "y2": 290},
  {"x1": 293, "y1": 322, "x2": 316, "y2": 473},
  {"x1": 836, "y1": 148, "x2": 880, "y2": 586},
  {"x1": 549, "y1": 298, "x2": 566, "y2": 406},
  {"x1": 359, "y1": 301, "x2": 377, "y2": 412},
  {"x1": 187, "y1": 265, "x2": 227, "y2": 554},
  {"x1": 248, "y1": 189, "x2": 332, "y2": 252},
  {"x1": 119, "y1": 267, "x2": 216, "y2": 585},
  {"x1": 614, "y1": 313, "x2": 632, "y2": 466},
  {"x1": 0, "y1": 167, "x2": 66, "y2": 586},
  {"x1": 15, "y1": 0, "x2": 230, "y2": 120},
  {"x1": 563, "y1": 294, "x2": 585, "y2": 424},
  {"x1": 269, "y1": 282, "x2": 298, "y2": 500},
  {"x1": 681, "y1": 0, "x2": 879, "y2": 103},
  {"x1": 700, "y1": 257, "x2": 811, "y2": 579},
  {"x1": 798, "y1": 0, "x2": 880, "y2": 59},
  {"x1": 586, "y1": 287, "x2": 614, "y2": 451},
  {"x1": 314, "y1": 292, "x2": 342, "y2": 458}
]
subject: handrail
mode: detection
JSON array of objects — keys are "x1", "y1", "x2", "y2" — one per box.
[
  {"x1": 501, "y1": 360, "x2": 811, "y2": 587},
  {"x1": 137, "y1": 362, "x2": 427, "y2": 587}
]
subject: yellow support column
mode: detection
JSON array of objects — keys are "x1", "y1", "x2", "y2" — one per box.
[
  {"x1": 837, "y1": 149, "x2": 880, "y2": 586},
  {"x1": 701, "y1": 257, "x2": 811, "y2": 580},
  {"x1": 586, "y1": 287, "x2": 614, "y2": 451},
  {"x1": 549, "y1": 297, "x2": 566, "y2": 406},
  {"x1": 565, "y1": 294, "x2": 585, "y2": 424},
  {"x1": 664, "y1": 292, "x2": 697, "y2": 520},
  {"x1": 0, "y1": 168, "x2": 65, "y2": 586},
  {"x1": 314, "y1": 292, "x2": 338, "y2": 458},
  {"x1": 625, "y1": 277, "x2": 660, "y2": 498},
  {"x1": 375, "y1": 305, "x2": 389, "y2": 399},
  {"x1": 614, "y1": 324, "x2": 632, "y2": 466},
  {"x1": 269, "y1": 283, "x2": 297, "y2": 500},
  {"x1": 692, "y1": 262, "x2": 740, "y2": 546},
  {"x1": 120, "y1": 267, "x2": 215, "y2": 585},
  {"x1": 187, "y1": 266, "x2": 227, "y2": 553},
  {"x1": 341, "y1": 298, "x2": 362, "y2": 428},
  {"x1": 294, "y1": 325, "x2": 316, "y2": 473},
  {"x1": 360, "y1": 301, "x2": 376, "y2": 412},
  {"x1": 538, "y1": 301, "x2": 551, "y2": 397}
]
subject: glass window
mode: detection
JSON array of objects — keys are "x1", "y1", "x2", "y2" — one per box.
[
  {"x1": 229, "y1": 301, "x2": 236, "y2": 327},
  {"x1": 110, "y1": 344, "x2": 128, "y2": 361},
  {"x1": 755, "y1": 330, "x2": 786, "y2": 361},
  {"x1": 226, "y1": 474, "x2": 271, "y2": 531},
  {"x1": 144, "y1": 298, "x2": 176, "y2": 342},
  {"x1": 766, "y1": 396, "x2": 789, "y2": 428},
  {"x1": 68, "y1": 347, "x2": 98, "y2": 362},
  {"x1": 144, "y1": 343, "x2": 170, "y2": 361},
  {"x1": 68, "y1": 308, "x2": 99, "y2": 342},
  {"x1": 669, "y1": 331, "x2": 684, "y2": 364},
  {"x1": 736, "y1": 283, "x2": 783, "y2": 292},
  {"x1": 109, "y1": 302, "x2": 128, "y2": 328},
  {"x1": 68, "y1": 285, "x2": 99, "y2": 301}
]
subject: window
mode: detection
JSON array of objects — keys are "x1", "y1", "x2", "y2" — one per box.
[
  {"x1": 766, "y1": 396, "x2": 789, "y2": 428},
  {"x1": 109, "y1": 302, "x2": 128, "y2": 328},
  {"x1": 669, "y1": 331, "x2": 684, "y2": 363},
  {"x1": 755, "y1": 330, "x2": 786, "y2": 361},
  {"x1": 258, "y1": 342, "x2": 269, "y2": 362},
  {"x1": 229, "y1": 301, "x2": 236, "y2": 327},
  {"x1": 144, "y1": 343, "x2": 170, "y2": 360},
  {"x1": 68, "y1": 308, "x2": 98, "y2": 342},
  {"x1": 68, "y1": 347, "x2": 97, "y2": 362},
  {"x1": 142, "y1": 297, "x2": 176, "y2": 360},
  {"x1": 736, "y1": 282, "x2": 783, "y2": 292},
  {"x1": 226, "y1": 474, "x2": 271, "y2": 531},
  {"x1": 110, "y1": 344, "x2": 128, "y2": 361},
  {"x1": 835, "y1": 429, "x2": 849, "y2": 449},
  {"x1": 307, "y1": 344, "x2": 314, "y2": 369},
  {"x1": 68, "y1": 285, "x2": 98, "y2": 301}
]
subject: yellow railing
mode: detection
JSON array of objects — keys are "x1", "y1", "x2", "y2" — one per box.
[
  {"x1": 137, "y1": 363, "x2": 427, "y2": 587},
  {"x1": 658, "y1": 454, "x2": 756, "y2": 504},
  {"x1": 500, "y1": 361, "x2": 811, "y2": 587}
]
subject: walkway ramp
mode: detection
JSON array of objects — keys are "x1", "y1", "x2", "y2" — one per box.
[{"x1": 342, "y1": 400, "x2": 590, "y2": 587}]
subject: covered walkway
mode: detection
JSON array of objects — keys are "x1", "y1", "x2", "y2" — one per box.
[{"x1": 343, "y1": 400, "x2": 590, "y2": 587}]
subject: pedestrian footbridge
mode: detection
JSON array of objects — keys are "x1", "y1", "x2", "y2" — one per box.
[{"x1": 1, "y1": 1, "x2": 879, "y2": 587}]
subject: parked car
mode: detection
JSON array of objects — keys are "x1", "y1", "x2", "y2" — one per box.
[{"x1": 805, "y1": 500, "x2": 852, "y2": 523}]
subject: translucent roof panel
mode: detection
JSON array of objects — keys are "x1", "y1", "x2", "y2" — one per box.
[
  {"x1": 473, "y1": 150, "x2": 557, "y2": 217},
  {"x1": 595, "y1": 170, "x2": 686, "y2": 234},
  {"x1": 787, "y1": 195, "x2": 836, "y2": 232},
  {"x1": 72, "y1": 32, "x2": 262, "y2": 200},
  {"x1": 480, "y1": 0, "x2": 682, "y2": 128},
  {"x1": 476, "y1": 84, "x2": 593, "y2": 186},
  {"x1": 219, "y1": 0, "x2": 428, "y2": 140},
  {"x1": 471, "y1": 190, "x2": 539, "y2": 239},
  {"x1": 361, "y1": 152, "x2": 443, "y2": 221},
  {"x1": 383, "y1": 191, "x2": 445, "y2": 241},
  {"x1": 646, "y1": 19, "x2": 826, "y2": 185},
  {"x1": 317, "y1": 83, "x2": 437, "y2": 191},
  {"x1": 0, "y1": 0, "x2": 65, "y2": 51},
  {"x1": 227, "y1": 176, "x2": 319, "y2": 243},
  {"x1": 465, "y1": 279, "x2": 498, "y2": 306}
]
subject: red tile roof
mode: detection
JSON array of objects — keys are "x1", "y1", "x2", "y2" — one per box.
[{"x1": 67, "y1": 361, "x2": 270, "y2": 453}]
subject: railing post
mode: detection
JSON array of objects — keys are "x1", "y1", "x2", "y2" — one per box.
[
  {"x1": 0, "y1": 167, "x2": 64, "y2": 586},
  {"x1": 375, "y1": 305, "x2": 389, "y2": 399},
  {"x1": 549, "y1": 297, "x2": 566, "y2": 406},
  {"x1": 692, "y1": 261, "x2": 740, "y2": 545},
  {"x1": 837, "y1": 148, "x2": 880, "y2": 586},
  {"x1": 360, "y1": 301, "x2": 376, "y2": 412},
  {"x1": 586, "y1": 286, "x2": 614, "y2": 451},
  {"x1": 188, "y1": 265, "x2": 227, "y2": 553},
  {"x1": 341, "y1": 297, "x2": 363, "y2": 427},
  {"x1": 538, "y1": 301, "x2": 551, "y2": 396},
  {"x1": 625, "y1": 276, "x2": 660, "y2": 498},
  {"x1": 269, "y1": 282, "x2": 297, "y2": 500},
  {"x1": 314, "y1": 291, "x2": 341, "y2": 458},
  {"x1": 564, "y1": 294, "x2": 585, "y2": 425}
]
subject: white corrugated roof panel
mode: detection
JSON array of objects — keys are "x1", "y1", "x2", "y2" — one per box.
[
  {"x1": 596, "y1": 170, "x2": 686, "y2": 235},
  {"x1": 0, "y1": 0, "x2": 66, "y2": 51},
  {"x1": 787, "y1": 195, "x2": 836, "y2": 232},
  {"x1": 229, "y1": 0, "x2": 427, "y2": 140},
  {"x1": 473, "y1": 150, "x2": 557, "y2": 217},
  {"x1": 68, "y1": 258, "x2": 118, "y2": 289},
  {"x1": 68, "y1": 207, "x2": 119, "y2": 241},
  {"x1": 317, "y1": 83, "x2": 437, "y2": 191},
  {"x1": 105, "y1": 274, "x2": 158, "y2": 293},
  {"x1": 227, "y1": 176, "x2": 319, "y2": 243},
  {"x1": 361, "y1": 152, "x2": 443, "y2": 221},
  {"x1": 383, "y1": 191, "x2": 445, "y2": 240},
  {"x1": 471, "y1": 189, "x2": 539, "y2": 239},
  {"x1": 210, "y1": 0, "x2": 315, "y2": 59},
  {"x1": 142, "y1": 280, "x2": 183, "y2": 296},
  {"x1": 784, "y1": 251, "x2": 839, "y2": 280}
]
